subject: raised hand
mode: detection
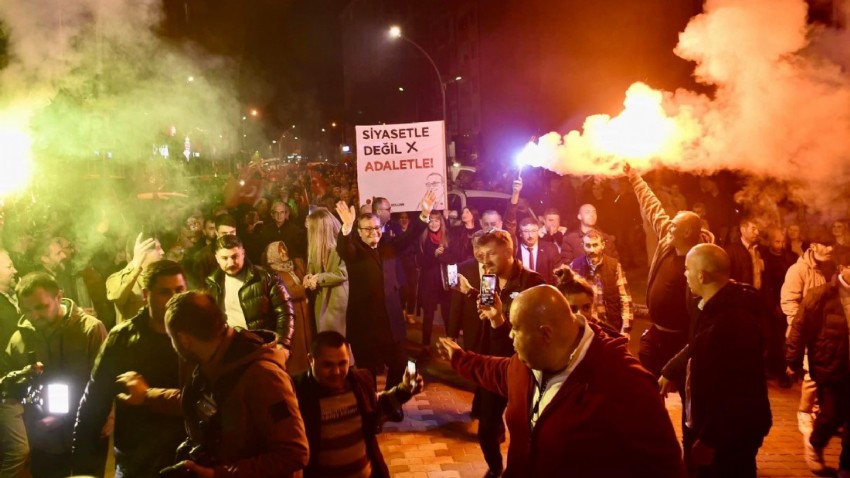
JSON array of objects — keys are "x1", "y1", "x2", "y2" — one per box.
[
  {"x1": 132, "y1": 233, "x2": 159, "y2": 269},
  {"x1": 335, "y1": 201, "x2": 357, "y2": 234},
  {"x1": 512, "y1": 177, "x2": 523, "y2": 196},
  {"x1": 420, "y1": 190, "x2": 437, "y2": 217}
]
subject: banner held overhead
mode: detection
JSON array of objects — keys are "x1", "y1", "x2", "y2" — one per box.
[{"x1": 355, "y1": 120, "x2": 447, "y2": 212}]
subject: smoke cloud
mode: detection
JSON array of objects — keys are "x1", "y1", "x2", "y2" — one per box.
[
  {"x1": 520, "y1": 0, "x2": 850, "y2": 219},
  {"x1": 0, "y1": 0, "x2": 244, "y2": 264}
]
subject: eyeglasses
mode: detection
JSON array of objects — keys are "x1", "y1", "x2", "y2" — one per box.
[{"x1": 360, "y1": 227, "x2": 381, "y2": 235}]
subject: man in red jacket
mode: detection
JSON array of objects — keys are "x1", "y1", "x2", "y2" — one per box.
[{"x1": 436, "y1": 285, "x2": 685, "y2": 478}]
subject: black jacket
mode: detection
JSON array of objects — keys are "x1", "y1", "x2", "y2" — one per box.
[
  {"x1": 73, "y1": 308, "x2": 186, "y2": 477},
  {"x1": 663, "y1": 282, "x2": 772, "y2": 448},
  {"x1": 206, "y1": 262, "x2": 295, "y2": 348},
  {"x1": 0, "y1": 293, "x2": 18, "y2": 376},
  {"x1": 447, "y1": 225, "x2": 481, "y2": 264},
  {"x1": 336, "y1": 219, "x2": 424, "y2": 351},
  {"x1": 725, "y1": 240, "x2": 757, "y2": 287},
  {"x1": 292, "y1": 368, "x2": 412, "y2": 478},
  {"x1": 787, "y1": 278, "x2": 850, "y2": 385},
  {"x1": 447, "y1": 259, "x2": 484, "y2": 352}
]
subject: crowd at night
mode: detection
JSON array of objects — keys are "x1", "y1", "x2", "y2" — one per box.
[{"x1": 2, "y1": 0, "x2": 850, "y2": 478}]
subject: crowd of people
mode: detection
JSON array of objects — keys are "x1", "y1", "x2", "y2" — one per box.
[{"x1": 0, "y1": 156, "x2": 848, "y2": 478}]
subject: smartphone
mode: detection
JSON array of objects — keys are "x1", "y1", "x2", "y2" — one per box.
[
  {"x1": 480, "y1": 274, "x2": 497, "y2": 306},
  {"x1": 441, "y1": 263, "x2": 459, "y2": 290},
  {"x1": 407, "y1": 360, "x2": 416, "y2": 375}
]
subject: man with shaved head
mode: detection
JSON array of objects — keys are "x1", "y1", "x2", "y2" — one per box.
[
  {"x1": 436, "y1": 285, "x2": 685, "y2": 478},
  {"x1": 624, "y1": 164, "x2": 714, "y2": 378},
  {"x1": 661, "y1": 244, "x2": 772, "y2": 477}
]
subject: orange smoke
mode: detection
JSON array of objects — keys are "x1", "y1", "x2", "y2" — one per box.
[
  {"x1": 517, "y1": 82, "x2": 700, "y2": 175},
  {"x1": 520, "y1": 0, "x2": 850, "y2": 216}
]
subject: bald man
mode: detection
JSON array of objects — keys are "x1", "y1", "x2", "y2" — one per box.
[
  {"x1": 437, "y1": 285, "x2": 685, "y2": 478},
  {"x1": 661, "y1": 244, "x2": 771, "y2": 478},
  {"x1": 624, "y1": 164, "x2": 714, "y2": 378}
]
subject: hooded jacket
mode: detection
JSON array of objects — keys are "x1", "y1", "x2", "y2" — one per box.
[
  {"x1": 205, "y1": 262, "x2": 295, "y2": 348},
  {"x1": 182, "y1": 328, "x2": 308, "y2": 478},
  {"x1": 780, "y1": 249, "x2": 834, "y2": 324},
  {"x1": 5, "y1": 299, "x2": 106, "y2": 454}
]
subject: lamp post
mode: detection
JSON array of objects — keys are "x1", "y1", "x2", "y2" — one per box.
[{"x1": 388, "y1": 26, "x2": 449, "y2": 151}]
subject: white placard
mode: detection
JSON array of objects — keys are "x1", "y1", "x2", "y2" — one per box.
[{"x1": 355, "y1": 120, "x2": 447, "y2": 212}]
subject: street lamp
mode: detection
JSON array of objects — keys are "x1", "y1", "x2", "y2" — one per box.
[{"x1": 388, "y1": 25, "x2": 450, "y2": 157}]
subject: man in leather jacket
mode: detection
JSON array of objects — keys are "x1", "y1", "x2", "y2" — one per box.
[{"x1": 205, "y1": 235, "x2": 295, "y2": 360}]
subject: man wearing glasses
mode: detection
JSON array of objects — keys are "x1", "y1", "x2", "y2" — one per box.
[{"x1": 335, "y1": 192, "x2": 435, "y2": 421}]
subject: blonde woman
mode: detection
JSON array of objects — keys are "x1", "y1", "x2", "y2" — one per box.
[{"x1": 303, "y1": 207, "x2": 349, "y2": 335}]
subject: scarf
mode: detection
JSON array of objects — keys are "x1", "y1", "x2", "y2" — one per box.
[{"x1": 428, "y1": 229, "x2": 443, "y2": 246}]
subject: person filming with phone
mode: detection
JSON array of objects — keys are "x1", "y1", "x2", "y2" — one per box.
[
  {"x1": 292, "y1": 331, "x2": 423, "y2": 478},
  {"x1": 451, "y1": 229, "x2": 545, "y2": 478}
]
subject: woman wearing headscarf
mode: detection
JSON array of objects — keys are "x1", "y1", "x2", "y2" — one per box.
[{"x1": 264, "y1": 240, "x2": 313, "y2": 374}]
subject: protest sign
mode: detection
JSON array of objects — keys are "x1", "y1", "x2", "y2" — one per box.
[{"x1": 355, "y1": 120, "x2": 447, "y2": 212}]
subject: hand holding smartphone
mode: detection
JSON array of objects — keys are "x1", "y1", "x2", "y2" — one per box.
[{"x1": 480, "y1": 274, "x2": 497, "y2": 306}]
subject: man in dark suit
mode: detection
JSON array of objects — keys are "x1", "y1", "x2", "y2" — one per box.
[
  {"x1": 516, "y1": 217, "x2": 561, "y2": 285},
  {"x1": 335, "y1": 194, "x2": 434, "y2": 401},
  {"x1": 726, "y1": 217, "x2": 763, "y2": 289}
]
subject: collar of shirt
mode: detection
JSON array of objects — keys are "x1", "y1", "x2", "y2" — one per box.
[
  {"x1": 530, "y1": 316, "x2": 594, "y2": 426},
  {"x1": 742, "y1": 237, "x2": 756, "y2": 250},
  {"x1": 839, "y1": 274, "x2": 850, "y2": 290}
]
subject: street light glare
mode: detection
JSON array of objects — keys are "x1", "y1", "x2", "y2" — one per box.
[
  {"x1": 455, "y1": 76, "x2": 462, "y2": 81},
  {"x1": 389, "y1": 26, "x2": 402, "y2": 39},
  {"x1": 399, "y1": 87, "x2": 404, "y2": 92},
  {"x1": 331, "y1": 122, "x2": 337, "y2": 127},
  {"x1": 187, "y1": 76, "x2": 194, "y2": 82},
  {"x1": 251, "y1": 109, "x2": 258, "y2": 116}
]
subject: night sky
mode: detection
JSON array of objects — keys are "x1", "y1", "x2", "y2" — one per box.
[{"x1": 162, "y1": 0, "x2": 348, "y2": 135}]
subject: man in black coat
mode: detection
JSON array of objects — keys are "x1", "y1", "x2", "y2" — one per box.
[
  {"x1": 786, "y1": 265, "x2": 850, "y2": 475},
  {"x1": 334, "y1": 193, "x2": 434, "y2": 395},
  {"x1": 515, "y1": 217, "x2": 561, "y2": 285},
  {"x1": 661, "y1": 244, "x2": 771, "y2": 478},
  {"x1": 726, "y1": 218, "x2": 763, "y2": 289}
]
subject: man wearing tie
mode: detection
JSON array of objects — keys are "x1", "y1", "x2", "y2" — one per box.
[{"x1": 516, "y1": 218, "x2": 561, "y2": 285}]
